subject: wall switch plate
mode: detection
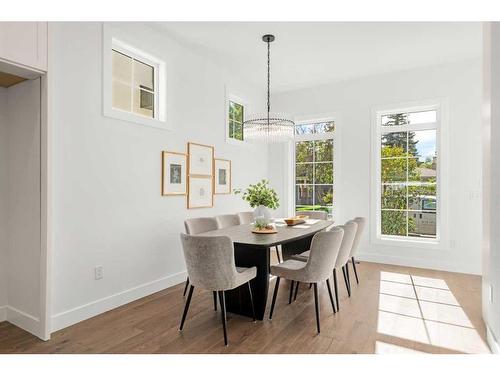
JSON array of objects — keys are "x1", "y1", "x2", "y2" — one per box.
[{"x1": 94, "y1": 265, "x2": 103, "y2": 280}]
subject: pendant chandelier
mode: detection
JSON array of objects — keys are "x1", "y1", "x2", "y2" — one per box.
[{"x1": 243, "y1": 34, "x2": 295, "y2": 143}]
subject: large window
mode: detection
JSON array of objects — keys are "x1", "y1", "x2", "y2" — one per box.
[
  {"x1": 294, "y1": 120, "x2": 335, "y2": 215},
  {"x1": 377, "y1": 108, "x2": 439, "y2": 241}
]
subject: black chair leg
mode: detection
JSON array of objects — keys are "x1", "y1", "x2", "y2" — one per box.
[
  {"x1": 213, "y1": 291, "x2": 217, "y2": 311},
  {"x1": 342, "y1": 266, "x2": 351, "y2": 297},
  {"x1": 333, "y1": 269, "x2": 339, "y2": 310},
  {"x1": 293, "y1": 281, "x2": 300, "y2": 301},
  {"x1": 313, "y1": 283, "x2": 320, "y2": 334},
  {"x1": 352, "y1": 257, "x2": 359, "y2": 284},
  {"x1": 326, "y1": 278, "x2": 337, "y2": 314},
  {"x1": 289, "y1": 280, "x2": 295, "y2": 304},
  {"x1": 269, "y1": 277, "x2": 281, "y2": 320},
  {"x1": 183, "y1": 277, "x2": 190, "y2": 297},
  {"x1": 179, "y1": 285, "x2": 194, "y2": 331},
  {"x1": 218, "y1": 291, "x2": 228, "y2": 346},
  {"x1": 346, "y1": 263, "x2": 351, "y2": 294},
  {"x1": 309, "y1": 283, "x2": 313, "y2": 289},
  {"x1": 247, "y1": 282, "x2": 256, "y2": 322},
  {"x1": 275, "y1": 246, "x2": 282, "y2": 263}
]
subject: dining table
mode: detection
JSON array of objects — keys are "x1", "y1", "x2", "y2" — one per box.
[{"x1": 200, "y1": 219, "x2": 334, "y2": 320}]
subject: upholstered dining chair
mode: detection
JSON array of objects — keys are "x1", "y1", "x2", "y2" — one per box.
[
  {"x1": 291, "y1": 220, "x2": 358, "y2": 310},
  {"x1": 295, "y1": 210, "x2": 328, "y2": 220},
  {"x1": 268, "y1": 227, "x2": 344, "y2": 334},
  {"x1": 237, "y1": 211, "x2": 254, "y2": 224},
  {"x1": 183, "y1": 217, "x2": 219, "y2": 310},
  {"x1": 215, "y1": 214, "x2": 240, "y2": 228},
  {"x1": 179, "y1": 234, "x2": 257, "y2": 346},
  {"x1": 347, "y1": 217, "x2": 366, "y2": 285}
]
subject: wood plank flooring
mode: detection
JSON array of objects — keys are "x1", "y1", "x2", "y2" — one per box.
[{"x1": 0, "y1": 261, "x2": 490, "y2": 354}]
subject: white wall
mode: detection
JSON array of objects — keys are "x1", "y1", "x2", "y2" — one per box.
[
  {"x1": 482, "y1": 22, "x2": 500, "y2": 353},
  {"x1": 49, "y1": 22, "x2": 268, "y2": 331},
  {"x1": 272, "y1": 59, "x2": 482, "y2": 275},
  {"x1": 0, "y1": 88, "x2": 7, "y2": 318}
]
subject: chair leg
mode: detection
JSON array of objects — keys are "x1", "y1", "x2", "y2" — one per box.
[
  {"x1": 346, "y1": 263, "x2": 352, "y2": 294},
  {"x1": 326, "y1": 278, "x2": 337, "y2": 314},
  {"x1": 183, "y1": 277, "x2": 190, "y2": 297},
  {"x1": 293, "y1": 281, "x2": 300, "y2": 301},
  {"x1": 342, "y1": 266, "x2": 351, "y2": 297},
  {"x1": 289, "y1": 280, "x2": 295, "y2": 304},
  {"x1": 352, "y1": 256, "x2": 359, "y2": 284},
  {"x1": 179, "y1": 285, "x2": 194, "y2": 331},
  {"x1": 313, "y1": 283, "x2": 320, "y2": 334},
  {"x1": 333, "y1": 269, "x2": 339, "y2": 310},
  {"x1": 309, "y1": 283, "x2": 313, "y2": 289},
  {"x1": 213, "y1": 291, "x2": 217, "y2": 311},
  {"x1": 269, "y1": 277, "x2": 281, "y2": 320},
  {"x1": 275, "y1": 246, "x2": 282, "y2": 263},
  {"x1": 247, "y1": 282, "x2": 256, "y2": 322},
  {"x1": 218, "y1": 291, "x2": 228, "y2": 346}
]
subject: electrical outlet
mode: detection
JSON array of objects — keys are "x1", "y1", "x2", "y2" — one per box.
[
  {"x1": 94, "y1": 265, "x2": 103, "y2": 280},
  {"x1": 489, "y1": 284, "x2": 494, "y2": 303}
]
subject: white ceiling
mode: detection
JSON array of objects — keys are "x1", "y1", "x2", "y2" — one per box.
[{"x1": 154, "y1": 22, "x2": 482, "y2": 92}]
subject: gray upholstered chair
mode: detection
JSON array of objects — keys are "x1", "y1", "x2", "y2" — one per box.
[
  {"x1": 215, "y1": 214, "x2": 240, "y2": 228},
  {"x1": 237, "y1": 211, "x2": 254, "y2": 224},
  {"x1": 182, "y1": 217, "x2": 219, "y2": 309},
  {"x1": 347, "y1": 217, "x2": 366, "y2": 285},
  {"x1": 291, "y1": 220, "x2": 358, "y2": 310},
  {"x1": 295, "y1": 210, "x2": 328, "y2": 220},
  {"x1": 179, "y1": 234, "x2": 257, "y2": 346},
  {"x1": 268, "y1": 227, "x2": 344, "y2": 334}
]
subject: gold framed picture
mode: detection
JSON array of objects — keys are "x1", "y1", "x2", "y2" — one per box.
[
  {"x1": 161, "y1": 151, "x2": 187, "y2": 196},
  {"x1": 188, "y1": 142, "x2": 214, "y2": 177},
  {"x1": 187, "y1": 175, "x2": 214, "y2": 208},
  {"x1": 214, "y1": 158, "x2": 231, "y2": 194}
]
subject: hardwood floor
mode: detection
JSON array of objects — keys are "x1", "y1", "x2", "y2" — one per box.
[{"x1": 0, "y1": 261, "x2": 490, "y2": 354}]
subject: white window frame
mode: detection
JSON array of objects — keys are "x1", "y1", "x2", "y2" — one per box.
[
  {"x1": 103, "y1": 29, "x2": 168, "y2": 130},
  {"x1": 291, "y1": 114, "x2": 340, "y2": 220},
  {"x1": 225, "y1": 87, "x2": 247, "y2": 144},
  {"x1": 371, "y1": 99, "x2": 449, "y2": 249}
]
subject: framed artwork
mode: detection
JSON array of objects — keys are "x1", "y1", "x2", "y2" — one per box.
[
  {"x1": 188, "y1": 175, "x2": 214, "y2": 208},
  {"x1": 214, "y1": 158, "x2": 231, "y2": 194},
  {"x1": 161, "y1": 151, "x2": 187, "y2": 196},
  {"x1": 188, "y1": 142, "x2": 214, "y2": 176}
]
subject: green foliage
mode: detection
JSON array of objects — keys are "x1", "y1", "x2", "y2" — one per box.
[{"x1": 234, "y1": 180, "x2": 280, "y2": 209}]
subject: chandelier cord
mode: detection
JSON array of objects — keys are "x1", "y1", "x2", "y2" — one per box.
[{"x1": 267, "y1": 38, "x2": 270, "y2": 127}]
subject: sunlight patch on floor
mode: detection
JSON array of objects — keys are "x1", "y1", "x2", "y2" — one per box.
[{"x1": 377, "y1": 271, "x2": 490, "y2": 354}]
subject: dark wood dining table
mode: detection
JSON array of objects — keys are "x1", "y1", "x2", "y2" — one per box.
[{"x1": 200, "y1": 219, "x2": 334, "y2": 320}]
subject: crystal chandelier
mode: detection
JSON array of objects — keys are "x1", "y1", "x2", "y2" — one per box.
[{"x1": 243, "y1": 34, "x2": 295, "y2": 143}]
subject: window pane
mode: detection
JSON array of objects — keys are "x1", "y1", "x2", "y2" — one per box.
[
  {"x1": 381, "y1": 158, "x2": 407, "y2": 183},
  {"x1": 233, "y1": 123, "x2": 243, "y2": 141},
  {"x1": 295, "y1": 141, "x2": 313, "y2": 162},
  {"x1": 112, "y1": 81, "x2": 132, "y2": 112},
  {"x1": 296, "y1": 164, "x2": 313, "y2": 184},
  {"x1": 413, "y1": 129, "x2": 437, "y2": 162},
  {"x1": 407, "y1": 110, "x2": 436, "y2": 125},
  {"x1": 409, "y1": 158, "x2": 437, "y2": 182},
  {"x1": 408, "y1": 211, "x2": 437, "y2": 238},
  {"x1": 315, "y1": 185, "x2": 333, "y2": 206},
  {"x1": 295, "y1": 124, "x2": 315, "y2": 135},
  {"x1": 381, "y1": 113, "x2": 409, "y2": 127},
  {"x1": 228, "y1": 120, "x2": 234, "y2": 138},
  {"x1": 314, "y1": 163, "x2": 333, "y2": 184},
  {"x1": 315, "y1": 122, "x2": 335, "y2": 133},
  {"x1": 133, "y1": 60, "x2": 154, "y2": 91},
  {"x1": 408, "y1": 184, "x2": 436, "y2": 210},
  {"x1": 381, "y1": 131, "x2": 408, "y2": 156},
  {"x1": 133, "y1": 88, "x2": 154, "y2": 118},
  {"x1": 315, "y1": 139, "x2": 333, "y2": 162},
  {"x1": 229, "y1": 101, "x2": 235, "y2": 119},
  {"x1": 381, "y1": 210, "x2": 408, "y2": 236},
  {"x1": 112, "y1": 50, "x2": 132, "y2": 83},
  {"x1": 381, "y1": 184, "x2": 407, "y2": 210},
  {"x1": 296, "y1": 185, "x2": 313, "y2": 206}
]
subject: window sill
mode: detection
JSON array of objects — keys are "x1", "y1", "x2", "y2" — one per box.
[
  {"x1": 103, "y1": 107, "x2": 170, "y2": 131},
  {"x1": 372, "y1": 235, "x2": 440, "y2": 250}
]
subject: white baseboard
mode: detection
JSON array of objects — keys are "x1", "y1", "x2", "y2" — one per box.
[
  {"x1": 487, "y1": 326, "x2": 500, "y2": 354},
  {"x1": 5, "y1": 305, "x2": 42, "y2": 338},
  {"x1": 51, "y1": 270, "x2": 187, "y2": 332},
  {"x1": 357, "y1": 252, "x2": 480, "y2": 275},
  {"x1": 0, "y1": 305, "x2": 6, "y2": 322}
]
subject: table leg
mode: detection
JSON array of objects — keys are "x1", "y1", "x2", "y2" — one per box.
[{"x1": 281, "y1": 234, "x2": 315, "y2": 260}]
